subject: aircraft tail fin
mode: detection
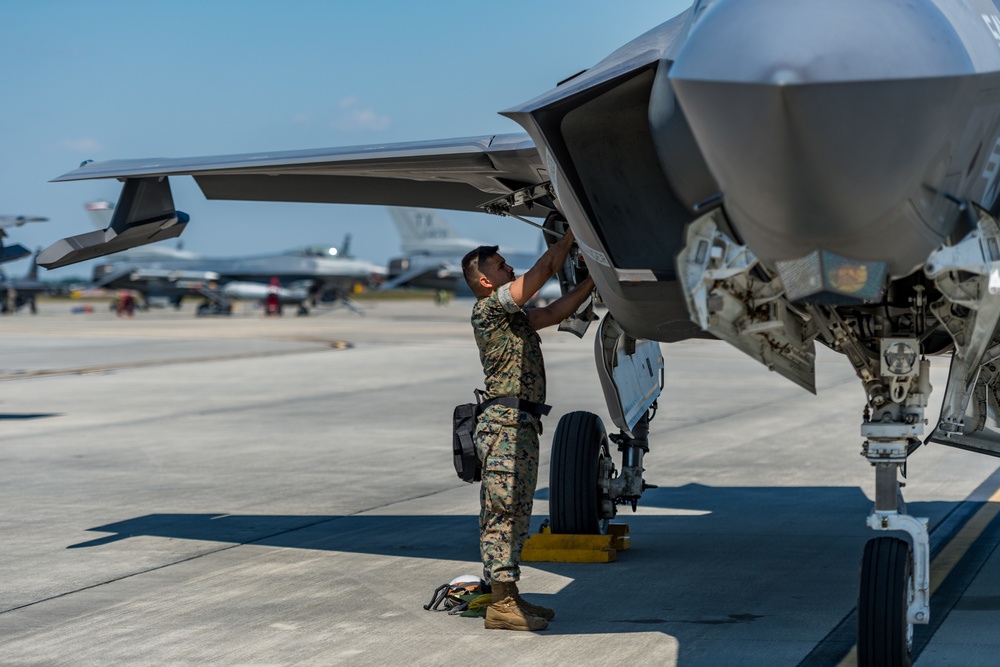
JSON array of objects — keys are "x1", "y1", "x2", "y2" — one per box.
[
  {"x1": 388, "y1": 207, "x2": 462, "y2": 254},
  {"x1": 341, "y1": 233, "x2": 352, "y2": 257}
]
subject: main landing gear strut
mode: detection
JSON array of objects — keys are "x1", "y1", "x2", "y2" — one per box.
[
  {"x1": 548, "y1": 313, "x2": 663, "y2": 536},
  {"x1": 549, "y1": 409, "x2": 655, "y2": 535}
]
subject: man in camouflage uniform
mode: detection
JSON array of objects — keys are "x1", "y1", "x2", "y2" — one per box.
[{"x1": 461, "y1": 229, "x2": 595, "y2": 631}]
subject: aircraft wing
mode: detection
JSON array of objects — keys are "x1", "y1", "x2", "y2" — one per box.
[
  {"x1": 0, "y1": 216, "x2": 47, "y2": 230},
  {"x1": 0, "y1": 244, "x2": 31, "y2": 264},
  {"x1": 94, "y1": 265, "x2": 219, "y2": 289},
  {"x1": 53, "y1": 134, "x2": 547, "y2": 216},
  {"x1": 380, "y1": 262, "x2": 457, "y2": 291}
]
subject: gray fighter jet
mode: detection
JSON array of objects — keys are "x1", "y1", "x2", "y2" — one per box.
[
  {"x1": 0, "y1": 251, "x2": 48, "y2": 314},
  {"x1": 91, "y1": 239, "x2": 383, "y2": 315},
  {"x1": 39, "y1": 1, "x2": 1000, "y2": 662},
  {"x1": 82, "y1": 201, "x2": 385, "y2": 314},
  {"x1": 383, "y1": 207, "x2": 556, "y2": 300}
]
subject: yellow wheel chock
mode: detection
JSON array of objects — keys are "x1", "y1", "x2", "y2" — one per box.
[{"x1": 521, "y1": 524, "x2": 630, "y2": 563}]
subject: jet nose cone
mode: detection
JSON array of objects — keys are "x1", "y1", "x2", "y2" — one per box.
[
  {"x1": 671, "y1": 0, "x2": 970, "y2": 86},
  {"x1": 665, "y1": 0, "x2": 975, "y2": 276}
]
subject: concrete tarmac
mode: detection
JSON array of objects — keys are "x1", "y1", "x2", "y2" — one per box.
[{"x1": 2, "y1": 298, "x2": 1000, "y2": 665}]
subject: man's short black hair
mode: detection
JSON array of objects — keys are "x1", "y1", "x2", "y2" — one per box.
[{"x1": 462, "y1": 245, "x2": 499, "y2": 295}]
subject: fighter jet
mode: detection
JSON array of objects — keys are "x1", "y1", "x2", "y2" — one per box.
[
  {"x1": 39, "y1": 1, "x2": 1000, "y2": 662},
  {"x1": 81, "y1": 201, "x2": 385, "y2": 313},
  {"x1": 91, "y1": 240, "x2": 383, "y2": 314},
  {"x1": 383, "y1": 207, "x2": 557, "y2": 301},
  {"x1": 0, "y1": 251, "x2": 48, "y2": 314}
]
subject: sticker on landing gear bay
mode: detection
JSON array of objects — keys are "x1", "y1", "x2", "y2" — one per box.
[
  {"x1": 545, "y1": 150, "x2": 561, "y2": 203},
  {"x1": 576, "y1": 237, "x2": 611, "y2": 267}
]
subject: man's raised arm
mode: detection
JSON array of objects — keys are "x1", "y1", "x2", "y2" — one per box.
[
  {"x1": 527, "y1": 275, "x2": 595, "y2": 331},
  {"x1": 507, "y1": 229, "x2": 577, "y2": 308}
]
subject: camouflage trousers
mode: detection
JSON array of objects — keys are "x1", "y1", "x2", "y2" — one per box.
[{"x1": 474, "y1": 407, "x2": 541, "y2": 584}]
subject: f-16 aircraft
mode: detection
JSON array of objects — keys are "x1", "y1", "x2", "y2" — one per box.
[
  {"x1": 384, "y1": 207, "x2": 559, "y2": 303},
  {"x1": 92, "y1": 240, "x2": 381, "y2": 314},
  {"x1": 38, "y1": 0, "x2": 1000, "y2": 662},
  {"x1": 0, "y1": 215, "x2": 46, "y2": 265},
  {"x1": 82, "y1": 201, "x2": 385, "y2": 313}
]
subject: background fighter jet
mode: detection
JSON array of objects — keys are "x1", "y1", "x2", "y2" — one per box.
[
  {"x1": 0, "y1": 217, "x2": 50, "y2": 312},
  {"x1": 0, "y1": 252, "x2": 48, "y2": 314},
  {"x1": 91, "y1": 240, "x2": 382, "y2": 314},
  {"x1": 40, "y1": 0, "x2": 1000, "y2": 662},
  {"x1": 383, "y1": 207, "x2": 559, "y2": 301},
  {"x1": 83, "y1": 201, "x2": 385, "y2": 313}
]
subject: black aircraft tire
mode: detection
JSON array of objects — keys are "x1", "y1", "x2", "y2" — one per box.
[
  {"x1": 549, "y1": 410, "x2": 610, "y2": 535},
  {"x1": 857, "y1": 536, "x2": 913, "y2": 667}
]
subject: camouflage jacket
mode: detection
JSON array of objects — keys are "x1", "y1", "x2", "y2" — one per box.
[{"x1": 471, "y1": 283, "x2": 546, "y2": 412}]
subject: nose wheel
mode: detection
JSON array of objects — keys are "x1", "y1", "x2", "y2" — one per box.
[{"x1": 858, "y1": 536, "x2": 914, "y2": 667}]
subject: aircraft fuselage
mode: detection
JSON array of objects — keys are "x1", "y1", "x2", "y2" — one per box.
[{"x1": 507, "y1": 0, "x2": 1000, "y2": 341}]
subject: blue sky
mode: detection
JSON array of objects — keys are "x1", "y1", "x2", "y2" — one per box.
[{"x1": 1, "y1": 1, "x2": 690, "y2": 279}]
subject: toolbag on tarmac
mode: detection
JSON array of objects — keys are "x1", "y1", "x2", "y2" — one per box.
[
  {"x1": 452, "y1": 390, "x2": 552, "y2": 483},
  {"x1": 423, "y1": 575, "x2": 492, "y2": 616}
]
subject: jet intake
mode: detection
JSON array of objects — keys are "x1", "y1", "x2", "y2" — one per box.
[{"x1": 38, "y1": 177, "x2": 189, "y2": 269}]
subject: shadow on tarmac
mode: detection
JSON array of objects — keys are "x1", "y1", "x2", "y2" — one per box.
[
  {"x1": 64, "y1": 483, "x2": 978, "y2": 661},
  {"x1": 69, "y1": 484, "x2": 885, "y2": 554},
  {"x1": 0, "y1": 412, "x2": 60, "y2": 420}
]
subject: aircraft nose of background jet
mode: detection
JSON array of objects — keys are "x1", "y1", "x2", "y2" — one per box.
[{"x1": 664, "y1": 0, "x2": 975, "y2": 276}]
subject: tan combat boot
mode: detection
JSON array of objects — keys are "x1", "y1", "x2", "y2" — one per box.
[
  {"x1": 508, "y1": 581, "x2": 555, "y2": 621},
  {"x1": 484, "y1": 581, "x2": 548, "y2": 631}
]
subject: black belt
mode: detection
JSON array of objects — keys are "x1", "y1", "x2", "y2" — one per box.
[{"x1": 477, "y1": 397, "x2": 551, "y2": 417}]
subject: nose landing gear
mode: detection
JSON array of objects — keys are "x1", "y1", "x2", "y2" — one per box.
[{"x1": 855, "y1": 354, "x2": 931, "y2": 667}]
